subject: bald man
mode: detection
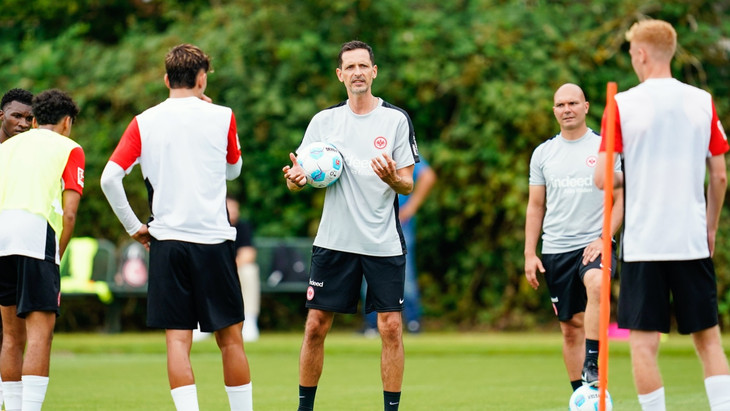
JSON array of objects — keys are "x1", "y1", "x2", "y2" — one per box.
[{"x1": 525, "y1": 83, "x2": 623, "y2": 392}]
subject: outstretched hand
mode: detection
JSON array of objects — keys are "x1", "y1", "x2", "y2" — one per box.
[{"x1": 283, "y1": 152, "x2": 307, "y2": 190}]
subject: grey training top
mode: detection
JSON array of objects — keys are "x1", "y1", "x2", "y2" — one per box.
[
  {"x1": 297, "y1": 98, "x2": 419, "y2": 256},
  {"x1": 529, "y1": 129, "x2": 621, "y2": 253}
]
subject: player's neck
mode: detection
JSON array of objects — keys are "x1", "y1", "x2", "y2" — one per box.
[
  {"x1": 560, "y1": 125, "x2": 588, "y2": 141},
  {"x1": 640, "y1": 64, "x2": 673, "y2": 82},
  {"x1": 37, "y1": 123, "x2": 67, "y2": 136},
  {"x1": 348, "y1": 94, "x2": 379, "y2": 115},
  {"x1": 168, "y1": 88, "x2": 204, "y2": 99}
]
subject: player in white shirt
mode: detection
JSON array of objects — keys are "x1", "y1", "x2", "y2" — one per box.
[
  {"x1": 525, "y1": 83, "x2": 623, "y2": 392},
  {"x1": 100, "y1": 44, "x2": 252, "y2": 411},
  {"x1": 283, "y1": 40, "x2": 418, "y2": 411},
  {"x1": 595, "y1": 20, "x2": 730, "y2": 411}
]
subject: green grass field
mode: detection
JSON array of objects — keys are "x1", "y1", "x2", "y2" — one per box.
[{"x1": 43, "y1": 331, "x2": 727, "y2": 410}]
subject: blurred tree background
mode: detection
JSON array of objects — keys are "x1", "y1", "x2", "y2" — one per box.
[{"x1": 2, "y1": 0, "x2": 730, "y2": 330}]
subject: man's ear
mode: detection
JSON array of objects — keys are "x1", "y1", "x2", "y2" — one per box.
[
  {"x1": 60, "y1": 115, "x2": 74, "y2": 136},
  {"x1": 336, "y1": 67, "x2": 344, "y2": 83},
  {"x1": 194, "y1": 70, "x2": 207, "y2": 95}
]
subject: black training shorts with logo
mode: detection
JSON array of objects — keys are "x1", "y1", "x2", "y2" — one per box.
[
  {"x1": 541, "y1": 243, "x2": 616, "y2": 322},
  {"x1": 305, "y1": 246, "x2": 405, "y2": 314}
]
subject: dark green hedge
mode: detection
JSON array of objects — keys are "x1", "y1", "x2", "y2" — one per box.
[{"x1": 2, "y1": 0, "x2": 729, "y2": 329}]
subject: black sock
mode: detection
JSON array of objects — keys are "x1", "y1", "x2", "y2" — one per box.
[
  {"x1": 298, "y1": 385, "x2": 317, "y2": 411},
  {"x1": 571, "y1": 380, "x2": 583, "y2": 391},
  {"x1": 384, "y1": 390, "x2": 401, "y2": 411},
  {"x1": 585, "y1": 339, "x2": 599, "y2": 363}
]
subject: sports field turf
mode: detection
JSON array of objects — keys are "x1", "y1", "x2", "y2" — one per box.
[{"x1": 45, "y1": 331, "x2": 726, "y2": 410}]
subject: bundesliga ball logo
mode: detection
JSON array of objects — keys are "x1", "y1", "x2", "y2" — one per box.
[
  {"x1": 569, "y1": 385, "x2": 613, "y2": 411},
  {"x1": 297, "y1": 142, "x2": 344, "y2": 188}
]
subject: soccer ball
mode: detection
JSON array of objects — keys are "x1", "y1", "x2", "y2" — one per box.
[
  {"x1": 297, "y1": 142, "x2": 344, "y2": 188},
  {"x1": 569, "y1": 385, "x2": 613, "y2": 411}
]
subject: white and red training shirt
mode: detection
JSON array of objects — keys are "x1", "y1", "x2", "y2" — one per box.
[
  {"x1": 601, "y1": 78, "x2": 729, "y2": 261},
  {"x1": 103, "y1": 97, "x2": 242, "y2": 244}
]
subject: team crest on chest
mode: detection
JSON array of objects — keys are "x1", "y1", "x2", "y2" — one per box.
[
  {"x1": 585, "y1": 155, "x2": 597, "y2": 168},
  {"x1": 374, "y1": 136, "x2": 387, "y2": 149}
]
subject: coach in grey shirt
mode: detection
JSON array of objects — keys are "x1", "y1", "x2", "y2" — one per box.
[
  {"x1": 524, "y1": 83, "x2": 623, "y2": 392},
  {"x1": 283, "y1": 40, "x2": 418, "y2": 411}
]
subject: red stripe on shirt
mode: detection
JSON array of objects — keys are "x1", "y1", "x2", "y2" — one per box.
[
  {"x1": 110, "y1": 117, "x2": 142, "y2": 170},
  {"x1": 709, "y1": 100, "x2": 729, "y2": 156},
  {"x1": 62, "y1": 146, "x2": 85, "y2": 195},
  {"x1": 226, "y1": 112, "x2": 241, "y2": 164}
]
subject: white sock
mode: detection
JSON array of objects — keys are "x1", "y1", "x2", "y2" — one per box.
[
  {"x1": 638, "y1": 387, "x2": 666, "y2": 411},
  {"x1": 22, "y1": 375, "x2": 49, "y2": 411},
  {"x1": 0, "y1": 372, "x2": 4, "y2": 408},
  {"x1": 171, "y1": 384, "x2": 199, "y2": 411},
  {"x1": 705, "y1": 374, "x2": 730, "y2": 410},
  {"x1": 244, "y1": 314, "x2": 259, "y2": 328},
  {"x1": 225, "y1": 382, "x2": 253, "y2": 411},
  {"x1": 3, "y1": 380, "x2": 22, "y2": 411}
]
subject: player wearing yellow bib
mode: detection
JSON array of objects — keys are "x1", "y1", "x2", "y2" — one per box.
[{"x1": 0, "y1": 89, "x2": 83, "y2": 411}]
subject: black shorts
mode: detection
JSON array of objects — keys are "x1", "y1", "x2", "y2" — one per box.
[
  {"x1": 147, "y1": 239, "x2": 244, "y2": 332},
  {"x1": 306, "y1": 246, "x2": 405, "y2": 314},
  {"x1": 542, "y1": 244, "x2": 617, "y2": 322},
  {"x1": 0, "y1": 255, "x2": 60, "y2": 318},
  {"x1": 618, "y1": 258, "x2": 718, "y2": 334}
]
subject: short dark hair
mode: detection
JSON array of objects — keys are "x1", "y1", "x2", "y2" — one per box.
[
  {"x1": 165, "y1": 44, "x2": 211, "y2": 89},
  {"x1": 1, "y1": 88, "x2": 33, "y2": 111},
  {"x1": 32, "y1": 89, "x2": 80, "y2": 126},
  {"x1": 338, "y1": 40, "x2": 374, "y2": 68}
]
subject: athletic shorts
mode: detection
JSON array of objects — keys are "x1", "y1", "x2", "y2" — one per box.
[
  {"x1": 306, "y1": 246, "x2": 405, "y2": 314},
  {"x1": 618, "y1": 258, "x2": 718, "y2": 334},
  {"x1": 541, "y1": 244, "x2": 616, "y2": 322},
  {"x1": 0, "y1": 255, "x2": 60, "y2": 318},
  {"x1": 146, "y1": 239, "x2": 244, "y2": 332}
]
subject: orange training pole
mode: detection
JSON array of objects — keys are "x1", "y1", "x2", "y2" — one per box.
[{"x1": 599, "y1": 82, "x2": 617, "y2": 411}]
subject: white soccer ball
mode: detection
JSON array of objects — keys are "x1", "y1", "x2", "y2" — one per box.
[
  {"x1": 569, "y1": 385, "x2": 613, "y2": 411},
  {"x1": 297, "y1": 142, "x2": 344, "y2": 188}
]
